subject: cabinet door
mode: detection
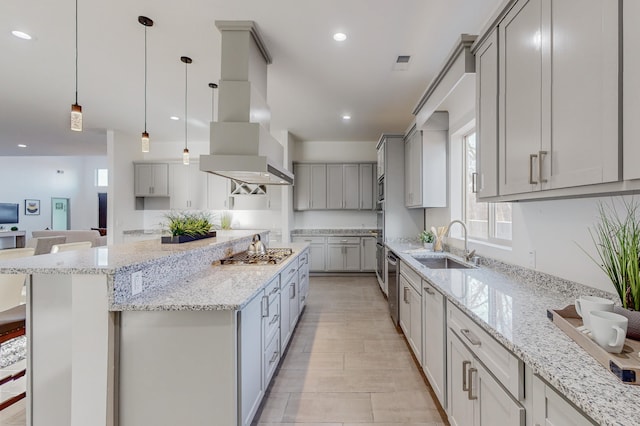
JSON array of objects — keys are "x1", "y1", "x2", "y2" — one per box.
[
  {"x1": 309, "y1": 244, "x2": 326, "y2": 272},
  {"x1": 476, "y1": 29, "x2": 499, "y2": 199},
  {"x1": 474, "y1": 361, "x2": 524, "y2": 426},
  {"x1": 624, "y1": 0, "x2": 640, "y2": 181},
  {"x1": 359, "y1": 164, "x2": 374, "y2": 210},
  {"x1": 188, "y1": 166, "x2": 208, "y2": 209},
  {"x1": 151, "y1": 164, "x2": 169, "y2": 196},
  {"x1": 288, "y1": 277, "x2": 299, "y2": 334},
  {"x1": 238, "y1": 292, "x2": 264, "y2": 426},
  {"x1": 343, "y1": 164, "x2": 360, "y2": 209},
  {"x1": 423, "y1": 284, "x2": 446, "y2": 408},
  {"x1": 207, "y1": 174, "x2": 231, "y2": 210},
  {"x1": 447, "y1": 331, "x2": 475, "y2": 426},
  {"x1": 546, "y1": 0, "x2": 619, "y2": 189},
  {"x1": 360, "y1": 237, "x2": 377, "y2": 271},
  {"x1": 294, "y1": 164, "x2": 311, "y2": 210},
  {"x1": 399, "y1": 275, "x2": 411, "y2": 337},
  {"x1": 408, "y1": 285, "x2": 422, "y2": 362},
  {"x1": 310, "y1": 164, "x2": 327, "y2": 209},
  {"x1": 532, "y1": 375, "x2": 594, "y2": 426},
  {"x1": 134, "y1": 164, "x2": 154, "y2": 196},
  {"x1": 404, "y1": 136, "x2": 414, "y2": 206},
  {"x1": 499, "y1": 0, "x2": 543, "y2": 195},
  {"x1": 298, "y1": 261, "x2": 309, "y2": 311},
  {"x1": 377, "y1": 145, "x2": 385, "y2": 179},
  {"x1": 326, "y1": 246, "x2": 344, "y2": 271},
  {"x1": 344, "y1": 245, "x2": 360, "y2": 271},
  {"x1": 169, "y1": 164, "x2": 189, "y2": 209},
  {"x1": 327, "y1": 164, "x2": 344, "y2": 209},
  {"x1": 280, "y1": 279, "x2": 292, "y2": 353}
]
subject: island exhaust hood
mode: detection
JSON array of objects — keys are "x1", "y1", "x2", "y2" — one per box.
[{"x1": 200, "y1": 21, "x2": 294, "y2": 185}]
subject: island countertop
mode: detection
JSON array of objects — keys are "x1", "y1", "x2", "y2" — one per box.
[{"x1": 386, "y1": 242, "x2": 638, "y2": 426}]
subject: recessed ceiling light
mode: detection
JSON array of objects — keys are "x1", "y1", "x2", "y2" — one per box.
[
  {"x1": 333, "y1": 32, "x2": 347, "y2": 42},
  {"x1": 342, "y1": 115, "x2": 351, "y2": 120},
  {"x1": 170, "y1": 116, "x2": 180, "y2": 121},
  {"x1": 11, "y1": 30, "x2": 32, "y2": 40},
  {"x1": 17, "y1": 144, "x2": 27, "y2": 148}
]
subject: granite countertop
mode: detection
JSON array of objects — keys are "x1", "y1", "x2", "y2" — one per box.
[
  {"x1": 0, "y1": 230, "x2": 266, "y2": 275},
  {"x1": 291, "y1": 228, "x2": 378, "y2": 237},
  {"x1": 112, "y1": 242, "x2": 308, "y2": 312},
  {"x1": 386, "y1": 242, "x2": 637, "y2": 426}
]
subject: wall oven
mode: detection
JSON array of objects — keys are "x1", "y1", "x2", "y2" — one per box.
[{"x1": 377, "y1": 177, "x2": 384, "y2": 203}]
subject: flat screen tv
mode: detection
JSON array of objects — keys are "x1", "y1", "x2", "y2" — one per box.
[{"x1": 0, "y1": 203, "x2": 19, "y2": 224}]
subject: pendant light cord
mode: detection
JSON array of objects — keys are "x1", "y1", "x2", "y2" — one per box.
[
  {"x1": 74, "y1": 0, "x2": 78, "y2": 105},
  {"x1": 184, "y1": 61, "x2": 188, "y2": 150},
  {"x1": 144, "y1": 25, "x2": 147, "y2": 133}
]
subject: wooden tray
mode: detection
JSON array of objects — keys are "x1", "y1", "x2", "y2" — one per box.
[{"x1": 547, "y1": 305, "x2": 640, "y2": 385}]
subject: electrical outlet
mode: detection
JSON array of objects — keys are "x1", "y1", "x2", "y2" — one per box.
[
  {"x1": 528, "y1": 250, "x2": 536, "y2": 269},
  {"x1": 131, "y1": 271, "x2": 143, "y2": 296}
]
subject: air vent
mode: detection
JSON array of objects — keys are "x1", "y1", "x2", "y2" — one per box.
[
  {"x1": 396, "y1": 55, "x2": 411, "y2": 63},
  {"x1": 393, "y1": 55, "x2": 411, "y2": 71}
]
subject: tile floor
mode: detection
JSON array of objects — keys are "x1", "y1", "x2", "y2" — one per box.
[
  {"x1": 0, "y1": 275, "x2": 448, "y2": 426},
  {"x1": 252, "y1": 275, "x2": 448, "y2": 425}
]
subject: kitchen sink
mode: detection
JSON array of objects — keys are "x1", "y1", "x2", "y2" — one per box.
[{"x1": 414, "y1": 257, "x2": 474, "y2": 269}]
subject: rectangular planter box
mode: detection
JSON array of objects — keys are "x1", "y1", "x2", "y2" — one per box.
[{"x1": 161, "y1": 231, "x2": 217, "y2": 244}]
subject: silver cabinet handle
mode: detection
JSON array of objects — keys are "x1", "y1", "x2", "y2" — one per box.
[
  {"x1": 404, "y1": 287, "x2": 409, "y2": 303},
  {"x1": 261, "y1": 295, "x2": 269, "y2": 318},
  {"x1": 462, "y1": 360, "x2": 471, "y2": 391},
  {"x1": 460, "y1": 329, "x2": 481, "y2": 346},
  {"x1": 468, "y1": 367, "x2": 478, "y2": 400},
  {"x1": 529, "y1": 154, "x2": 539, "y2": 184},
  {"x1": 424, "y1": 287, "x2": 435, "y2": 295},
  {"x1": 270, "y1": 286, "x2": 279, "y2": 295},
  {"x1": 539, "y1": 150, "x2": 548, "y2": 183},
  {"x1": 269, "y1": 351, "x2": 279, "y2": 363},
  {"x1": 472, "y1": 172, "x2": 478, "y2": 194},
  {"x1": 269, "y1": 314, "x2": 280, "y2": 325},
  {"x1": 341, "y1": 239, "x2": 348, "y2": 243},
  {"x1": 290, "y1": 283, "x2": 296, "y2": 299}
]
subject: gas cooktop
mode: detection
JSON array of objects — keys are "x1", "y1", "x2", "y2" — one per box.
[{"x1": 218, "y1": 248, "x2": 293, "y2": 265}]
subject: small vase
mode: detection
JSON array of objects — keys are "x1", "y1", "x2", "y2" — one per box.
[
  {"x1": 423, "y1": 242, "x2": 433, "y2": 251},
  {"x1": 613, "y1": 306, "x2": 640, "y2": 340},
  {"x1": 433, "y1": 237, "x2": 443, "y2": 252}
]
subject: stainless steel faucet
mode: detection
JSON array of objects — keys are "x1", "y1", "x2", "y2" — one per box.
[{"x1": 445, "y1": 220, "x2": 475, "y2": 261}]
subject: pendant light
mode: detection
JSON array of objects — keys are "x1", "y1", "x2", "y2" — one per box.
[
  {"x1": 208, "y1": 82, "x2": 218, "y2": 122},
  {"x1": 139, "y1": 16, "x2": 154, "y2": 152},
  {"x1": 181, "y1": 56, "x2": 192, "y2": 165},
  {"x1": 70, "y1": 0, "x2": 82, "y2": 131}
]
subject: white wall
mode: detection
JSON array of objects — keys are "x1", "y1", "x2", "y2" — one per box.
[
  {"x1": 293, "y1": 139, "x2": 378, "y2": 230},
  {"x1": 0, "y1": 155, "x2": 107, "y2": 242}
]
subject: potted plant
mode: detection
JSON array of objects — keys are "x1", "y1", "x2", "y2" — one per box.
[
  {"x1": 420, "y1": 230, "x2": 435, "y2": 250},
  {"x1": 161, "y1": 211, "x2": 217, "y2": 244},
  {"x1": 585, "y1": 199, "x2": 640, "y2": 338}
]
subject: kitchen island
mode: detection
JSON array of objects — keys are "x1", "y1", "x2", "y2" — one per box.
[
  {"x1": 0, "y1": 230, "x2": 309, "y2": 426},
  {"x1": 387, "y1": 242, "x2": 639, "y2": 426}
]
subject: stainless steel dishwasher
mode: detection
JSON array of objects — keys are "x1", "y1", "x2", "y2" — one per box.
[{"x1": 387, "y1": 251, "x2": 399, "y2": 327}]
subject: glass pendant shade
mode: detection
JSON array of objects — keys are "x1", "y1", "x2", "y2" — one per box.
[
  {"x1": 71, "y1": 103, "x2": 83, "y2": 131},
  {"x1": 183, "y1": 148, "x2": 190, "y2": 165},
  {"x1": 141, "y1": 131, "x2": 150, "y2": 153}
]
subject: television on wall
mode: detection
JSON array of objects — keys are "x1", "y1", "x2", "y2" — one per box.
[{"x1": 0, "y1": 203, "x2": 19, "y2": 224}]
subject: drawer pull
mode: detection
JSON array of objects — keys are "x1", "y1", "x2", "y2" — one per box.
[
  {"x1": 424, "y1": 287, "x2": 435, "y2": 295},
  {"x1": 460, "y1": 329, "x2": 481, "y2": 346},
  {"x1": 529, "y1": 153, "x2": 539, "y2": 184},
  {"x1": 269, "y1": 351, "x2": 279, "y2": 363},
  {"x1": 288, "y1": 269, "x2": 296, "y2": 275},
  {"x1": 261, "y1": 295, "x2": 269, "y2": 318},
  {"x1": 290, "y1": 284, "x2": 296, "y2": 299},
  {"x1": 462, "y1": 360, "x2": 471, "y2": 391},
  {"x1": 340, "y1": 239, "x2": 348, "y2": 243},
  {"x1": 270, "y1": 286, "x2": 279, "y2": 295},
  {"x1": 269, "y1": 314, "x2": 280, "y2": 325},
  {"x1": 468, "y1": 367, "x2": 478, "y2": 400}
]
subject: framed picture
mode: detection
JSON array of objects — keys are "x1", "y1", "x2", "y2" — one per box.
[{"x1": 25, "y1": 199, "x2": 40, "y2": 215}]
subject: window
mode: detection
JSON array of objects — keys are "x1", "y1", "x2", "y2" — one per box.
[
  {"x1": 464, "y1": 132, "x2": 512, "y2": 243},
  {"x1": 95, "y1": 169, "x2": 108, "y2": 187}
]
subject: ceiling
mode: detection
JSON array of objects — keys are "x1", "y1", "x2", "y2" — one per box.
[{"x1": 0, "y1": 0, "x2": 503, "y2": 157}]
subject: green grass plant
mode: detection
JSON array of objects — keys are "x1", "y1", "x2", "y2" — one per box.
[{"x1": 164, "y1": 211, "x2": 214, "y2": 237}]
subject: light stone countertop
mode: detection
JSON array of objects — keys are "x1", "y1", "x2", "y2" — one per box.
[
  {"x1": 291, "y1": 228, "x2": 378, "y2": 237},
  {"x1": 112, "y1": 242, "x2": 308, "y2": 311},
  {"x1": 387, "y1": 242, "x2": 637, "y2": 426}
]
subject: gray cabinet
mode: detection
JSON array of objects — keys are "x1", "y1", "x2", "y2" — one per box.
[
  {"x1": 532, "y1": 376, "x2": 594, "y2": 426},
  {"x1": 292, "y1": 236, "x2": 326, "y2": 272},
  {"x1": 361, "y1": 236, "x2": 376, "y2": 271},
  {"x1": 238, "y1": 291, "x2": 264, "y2": 426},
  {"x1": 169, "y1": 163, "x2": 208, "y2": 209},
  {"x1": 326, "y1": 236, "x2": 360, "y2": 271},
  {"x1": 327, "y1": 164, "x2": 359, "y2": 209},
  {"x1": 207, "y1": 174, "x2": 232, "y2": 210},
  {"x1": 294, "y1": 163, "x2": 327, "y2": 210},
  {"x1": 134, "y1": 163, "x2": 169, "y2": 197},
  {"x1": 422, "y1": 282, "x2": 446, "y2": 409},
  {"x1": 624, "y1": 0, "x2": 640, "y2": 181},
  {"x1": 475, "y1": 29, "x2": 499, "y2": 199},
  {"x1": 497, "y1": 0, "x2": 619, "y2": 196},
  {"x1": 359, "y1": 164, "x2": 374, "y2": 210}
]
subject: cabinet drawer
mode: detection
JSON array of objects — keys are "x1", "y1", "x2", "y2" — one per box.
[
  {"x1": 281, "y1": 259, "x2": 299, "y2": 283},
  {"x1": 448, "y1": 302, "x2": 523, "y2": 399},
  {"x1": 298, "y1": 250, "x2": 309, "y2": 268},
  {"x1": 292, "y1": 236, "x2": 325, "y2": 244},
  {"x1": 265, "y1": 276, "x2": 280, "y2": 304},
  {"x1": 399, "y1": 261, "x2": 421, "y2": 293},
  {"x1": 263, "y1": 332, "x2": 280, "y2": 387},
  {"x1": 327, "y1": 236, "x2": 360, "y2": 244},
  {"x1": 264, "y1": 295, "x2": 280, "y2": 346}
]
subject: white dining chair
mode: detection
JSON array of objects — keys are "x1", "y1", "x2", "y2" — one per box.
[
  {"x1": 50, "y1": 241, "x2": 92, "y2": 253},
  {"x1": 0, "y1": 248, "x2": 35, "y2": 312}
]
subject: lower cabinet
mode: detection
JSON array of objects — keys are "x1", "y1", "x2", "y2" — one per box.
[
  {"x1": 531, "y1": 376, "x2": 595, "y2": 426},
  {"x1": 292, "y1": 234, "x2": 376, "y2": 273},
  {"x1": 239, "y1": 290, "x2": 266, "y2": 426},
  {"x1": 361, "y1": 236, "x2": 377, "y2": 271},
  {"x1": 422, "y1": 281, "x2": 446, "y2": 409},
  {"x1": 280, "y1": 262, "x2": 299, "y2": 353},
  {"x1": 327, "y1": 237, "x2": 360, "y2": 271},
  {"x1": 298, "y1": 250, "x2": 310, "y2": 310},
  {"x1": 447, "y1": 330, "x2": 524, "y2": 426},
  {"x1": 292, "y1": 236, "x2": 326, "y2": 272},
  {"x1": 399, "y1": 264, "x2": 422, "y2": 363}
]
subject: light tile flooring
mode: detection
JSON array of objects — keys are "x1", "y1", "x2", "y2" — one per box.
[
  {"x1": 0, "y1": 276, "x2": 448, "y2": 426},
  {"x1": 252, "y1": 275, "x2": 448, "y2": 425}
]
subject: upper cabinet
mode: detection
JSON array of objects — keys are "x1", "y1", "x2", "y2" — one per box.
[
  {"x1": 404, "y1": 112, "x2": 448, "y2": 209},
  {"x1": 294, "y1": 162, "x2": 375, "y2": 211},
  {"x1": 134, "y1": 163, "x2": 169, "y2": 197},
  {"x1": 169, "y1": 163, "x2": 208, "y2": 210},
  {"x1": 480, "y1": 0, "x2": 620, "y2": 199},
  {"x1": 624, "y1": 0, "x2": 640, "y2": 181}
]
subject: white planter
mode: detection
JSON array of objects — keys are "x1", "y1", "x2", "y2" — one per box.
[{"x1": 423, "y1": 242, "x2": 433, "y2": 251}]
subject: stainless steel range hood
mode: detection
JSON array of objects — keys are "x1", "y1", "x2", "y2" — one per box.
[{"x1": 200, "y1": 21, "x2": 294, "y2": 185}]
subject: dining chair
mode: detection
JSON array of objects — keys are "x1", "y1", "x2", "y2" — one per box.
[
  {"x1": 0, "y1": 248, "x2": 35, "y2": 312},
  {"x1": 50, "y1": 241, "x2": 92, "y2": 253}
]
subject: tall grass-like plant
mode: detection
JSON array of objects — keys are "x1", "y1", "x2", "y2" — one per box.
[
  {"x1": 585, "y1": 199, "x2": 640, "y2": 311},
  {"x1": 163, "y1": 211, "x2": 215, "y2": 237}
]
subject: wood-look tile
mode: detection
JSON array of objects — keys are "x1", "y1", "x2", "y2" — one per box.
[
  {"x1": 279, "y1": 352, "x2": 344, "y2": 370},
  {"x1": 282, "y1": 392, "x2": 373, "y2": 423},
  {"x1": 370, "y1": 389, "x2": 443, "y2": 423}
]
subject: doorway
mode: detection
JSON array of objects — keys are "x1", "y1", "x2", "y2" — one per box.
[
  {"x1": 98, "y1": 193, "x2": 107, "y2": 229},
  {"x1": 51, "y1": 198, "x2": 70, "y2": 230}
]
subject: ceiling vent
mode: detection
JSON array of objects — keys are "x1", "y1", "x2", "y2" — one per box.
[
  {"x1": 393, "y1": 55, "x2": 411, "y2": 71},
  {"x1": 199, "y1": 21, "x2": 294, "y2": 185}
]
